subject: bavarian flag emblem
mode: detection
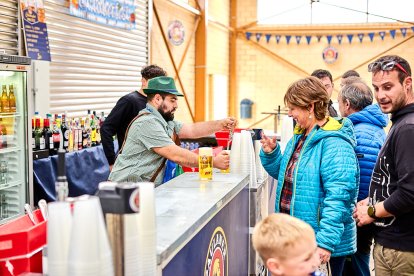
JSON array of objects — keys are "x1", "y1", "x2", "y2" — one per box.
[{"x1": 204, "y1": 227, "x2": 228, "y2": 276}]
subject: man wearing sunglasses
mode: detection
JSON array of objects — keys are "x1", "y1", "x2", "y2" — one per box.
[{"x1": 354, "y1": 55, "x2": 414, "y2": 275}]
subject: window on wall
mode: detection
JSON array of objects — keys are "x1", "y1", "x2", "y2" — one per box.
[{"x1": 257, "y1": 0, "x2": 414, "y2": 25}]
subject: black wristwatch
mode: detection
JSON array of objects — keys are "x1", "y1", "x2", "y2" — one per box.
[{"x1": 367, "y1": 205, "x2": 378, "y2": 220}]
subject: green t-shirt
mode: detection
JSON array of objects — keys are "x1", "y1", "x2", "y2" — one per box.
[{"x1": 109, "y1": 104, "x2": 183, "y2": 185}]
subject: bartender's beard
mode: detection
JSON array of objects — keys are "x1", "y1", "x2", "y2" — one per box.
[{"x1": 158, "y1": 104, "x2": 175, "y2": 122}]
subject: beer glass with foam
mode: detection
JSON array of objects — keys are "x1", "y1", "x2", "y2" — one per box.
[{"x1": 199, "y1": 147, "x2": 213, "y2": 180}]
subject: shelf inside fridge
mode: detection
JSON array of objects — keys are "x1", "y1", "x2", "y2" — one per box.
[
  {"x1": 0, "y1": 147, "x2": 19, "y2": 154},
  {"x1": 0, "y1": 180, "x2": 22, "y2": 191},
  {"x1": 0, "y1": 112, "x2": 20, "y2": 118}
]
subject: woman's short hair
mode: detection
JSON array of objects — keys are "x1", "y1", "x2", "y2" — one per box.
[{"x1": 284, "y1": 76, "x2": 330, "y2": 120}]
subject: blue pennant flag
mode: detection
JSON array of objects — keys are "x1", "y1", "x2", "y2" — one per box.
[
  {"x1": 275, "y1": 35, "x2": 281, "y2": 44},
  {"x1": 336, "y1": 34, "x2": 343, "y2": 44},
  {"x1": 347, "y1": 34, "x2": 354, "y2": 44},
  {"x1": 317, "y1": 35, "x2": 322, "y2": 42},
  {"x1": 295, "y1": 35, "x2": 302, "y2": 44},
  {"x1": 412, "y1": 26, "x2": 414, "y2": 33},
  {"x1": 390, "y1": 30, "x2": 396, "y2": 39},
  {"x1": 246, "y1": 32, "x2": 252, "y2": 40},
  {"x1": 286, "y1": 35, "x2": 292, "y2": 44},
  {"x1": 306, "y1": 35, "x2": 312, "y2": 45},
  {"x1": 255, "y1": 33, "x2": 262, "y2": 42},
  {"x1": 379, "y1": 31, "x2": 386, "y2": 41},
  {"x1": 265, "y1": 34, "x2": 271, "y2": 43},
  {"x1": 368, "y1": 32, "x2": 375, "y2": 42},
  {"x1": 326, "y1": 35, "x2": 333, "y2": 44},
  {"x1": 358, "y1": 33, "x2": 364, "y2": 43},
  {"x1": 401, "y1": 28, "x2": 407, "y2": 37}
]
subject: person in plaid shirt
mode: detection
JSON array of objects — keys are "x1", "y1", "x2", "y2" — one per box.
[{"x1": 260, "y1": 77, "x2": 359, "y2": 276}]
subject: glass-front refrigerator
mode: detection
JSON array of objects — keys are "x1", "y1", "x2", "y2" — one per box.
[{"x1": 0, "y1": 54, "x2": 33, "y2": 224}]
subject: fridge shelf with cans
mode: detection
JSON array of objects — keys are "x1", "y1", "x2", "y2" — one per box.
[
  {"x1": 0, "y1": 112, "x2": 20, "y2": 118},
  {"x1": 0, "y1": 180, "x2": 22, "y2": 191},
  {"x1": 0, "y1": 146, "x2": 20, "y2": 154}
]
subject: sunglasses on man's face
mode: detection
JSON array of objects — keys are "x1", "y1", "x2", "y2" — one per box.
[{"x1": 368, "y1": 60, "x2": 409, "y2": 75}]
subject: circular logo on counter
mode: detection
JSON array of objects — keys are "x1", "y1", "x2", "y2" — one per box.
[
  {"x1": 168, "y1": 20, "x2": 185, "y2": 46},
  {"x1": 322, "y1": 46, "x2": 338, "y2": 64},
  {"x1": 204, "y1": 227, "x2": 228, "y2": 276}
]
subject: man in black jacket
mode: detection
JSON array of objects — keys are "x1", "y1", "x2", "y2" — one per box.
[
  {"x1": 311, "y1": 69, "x2": 339, "y2": 117},
  {"x1": 354, "y1": 55, "x2": 414, "y2": 275},
  {"x1": 101, "y1": 65, "x2": 167, "y2": 170}
]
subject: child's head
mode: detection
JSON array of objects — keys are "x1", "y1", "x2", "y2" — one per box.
[{"x1": 252, "y1": 214, "x2": 320, "y2": 276}]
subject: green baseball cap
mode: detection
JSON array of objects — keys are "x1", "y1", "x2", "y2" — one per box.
[{"x1": 143, "y1": 76, "x2": 184, "y2": 97}]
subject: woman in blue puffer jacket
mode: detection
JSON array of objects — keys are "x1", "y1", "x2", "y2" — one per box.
[{"x1": 260, "y1": 77, "x2": 359, "y2": 276}]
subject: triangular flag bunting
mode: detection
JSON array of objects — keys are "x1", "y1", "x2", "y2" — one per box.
[
  {"x1": 379, "y1": 31, "x2": 386, "y2": 41},
  {"x1": 265, "y1": 34, "x2": 271, "y2": 43},
  {"x1": 306, "y1": 35, "x2": 312, "y2": 45},
  {"x1": 275, "y1": 35, "x2": 281, "y2": 44},
  {"x1": 347, "y1": 34, "x2": 354, "y2": 44},
  {"x1": 401, "y1": 28, "x2": 407, "y2": 37},
  {"x1": 286, "y1": 35, "x2": 292, "y2": 44},
  {"x1": 358, "y1": 33, "x2": 364, "y2": 43},
  {"x1": 295, "y1": 35, "x2": 302, "y2": 44},
  {"x1": 368, "y1": 32, "x2": 375, "y2": 42},
  {"x1": 317, "y1": 35, "x2": 322, "y2": 42},
  {"x1": 411, "y1": 26, "x2": 414, "y2": 33},
  {"x1": 326, "y1": 35, "x2": 333, "y2": 44},
  {"x1": 390, "y1": 30, "x2": 396, "y2": 39},
  {"x1": 246, "y1": 32, "x2": 252, "y2": 40},
  {"x1": 336, "y1": 34, "x2": 343, "y2": 44},
  {"x1": 255, "y1": 33, "x2": 262, "y2": 42}
]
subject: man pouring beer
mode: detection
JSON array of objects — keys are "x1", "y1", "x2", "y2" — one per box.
[{"x1": 109, "y1": 76, "x2": 236, "y2": 186}]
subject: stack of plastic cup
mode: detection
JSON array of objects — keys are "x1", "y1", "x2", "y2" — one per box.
[
  {"x1": 136, "y1": 182, "x2": 156, "y2": 275},
  {"x1": 230, "y1": 132, "x2": 242, "y2": 174},
  {"x1": 67, "y1": 196, "x2": 114, "y2": 276},
  {"x1": 239, "y1": 130, "x2": 256, "y2": 187},
  {"x1": 47, "y1": 201, "x2": 72, "y2": 276},
  {"x1": 124, "y1": 213, "x2": 140, "y2": 276}
]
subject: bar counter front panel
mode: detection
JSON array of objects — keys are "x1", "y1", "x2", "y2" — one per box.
[{"x1": 156, "y1": 173, "x2": 250, "y2": 276}]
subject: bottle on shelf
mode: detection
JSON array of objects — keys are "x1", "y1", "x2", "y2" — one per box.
[
  {"x1": 0, "y1": 119, "x2": 7, "y2": 149},
  {"x1": 0, "y1": 160, "x2": 7, "y2": 186},
  {"x1": 81, "y1": 118, "x2": 88, "y2": 149},
  {"x1": 34, "y1": 118, "x2": 45, "y2": 150},
  {"x1": 90, "y1": 114, "x2": 96, "y2": 147},
  {"x1": 99, "y1": 111, "x2": 106, "y2": 127},
  {"x1": 1, "y1": 85, "x2": 9, "y2": 113},
  {"x1": 61, "y1": 113, "x2": 69, "y2": 151},
  {"x1": 52, "y1": 116, "x2": 61, "y2": 155},
  {"x1": 31, "y1": 118, "x2": 35, "y2": 150},
  {"x1": 68, "y1": 118, "x2": 74, "y2": 152},
  {"x1": 43, "y1": 118, "x2": 53, "y2": 153},
  {"x1": 8, "y1": 84, "x2": 16, "y2": 113}
]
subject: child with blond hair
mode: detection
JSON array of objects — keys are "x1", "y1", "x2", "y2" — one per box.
[{"x1": 252, "y1": 213, "x2": 323, "y2": 276}]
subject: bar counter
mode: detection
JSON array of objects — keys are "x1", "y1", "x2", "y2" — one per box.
[{"x1": 155, "y1": 172, "x2": 250, "y2": 275}]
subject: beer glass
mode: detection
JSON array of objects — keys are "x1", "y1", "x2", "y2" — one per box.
[{"x1": 199, "y1": 147, "x2": 213, "y2": 180}]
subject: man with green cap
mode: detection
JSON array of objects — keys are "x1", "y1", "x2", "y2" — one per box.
[{"x1": 108, "y1": 76, "x2": 237, "y2": 185}]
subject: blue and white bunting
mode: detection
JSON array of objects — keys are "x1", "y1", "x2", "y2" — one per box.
[
  {"x1": 326, "y1": 35, "x2": 333, "y2": 44},
  {"x1": 295, "y1": 35, "x2": 302, "y2": 44},
  {"x1": 390, "y1": 29, "x2": 396, "y2": 39},
  {"x1": 347, "y1": 34, "x2": 354, "y2": 44},
  {"x1": 285, "y1": 35, "x2": 292, "y2": 44},
  {"x1": 336, "y1": 34, "x2": 343, "y2": 44},
  {"x1": 255, "y1": 33, "x2": 262, "y2": 42},
  {"x1": 358, "y1": 33, "x2": 364, "y2": 43},
  {"x1": 246, "y1": 32, "x2": 252, "y2": 40},
  {"x1": 401, "y1": 28, "x2": 407, "y2": 37},
  {"x1": 411, "y1": 26, "x2": 414, "y2": 33},
  {"x1": 306, "y1": 35, "x2": 312, "y2": 45},
  {"x1": 368, "y1": 32, "x2": 375, "y2": 42},
  {"x1": 379, "y1": 31, "x2": 386, "y2": 41},
  {"x1": 265, "y1": 34, "x2": 271, "y2": 43},
  {"x1": 275, "y1": 35, "x2": 281, "y2": 44}
]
